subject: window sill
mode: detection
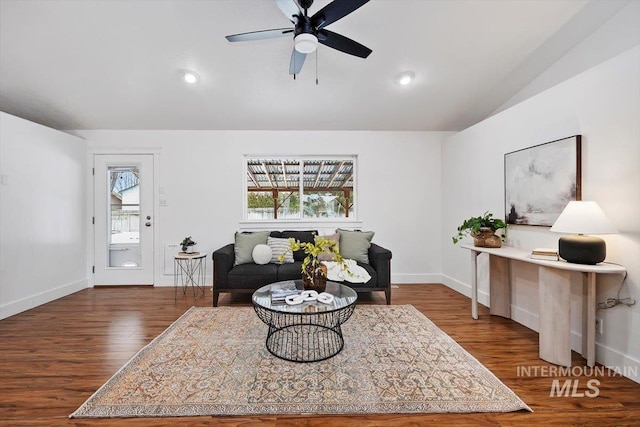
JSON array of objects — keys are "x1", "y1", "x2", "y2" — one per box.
[{"x1": 239, "y1": 219, "x2": 363, "y2": 233}]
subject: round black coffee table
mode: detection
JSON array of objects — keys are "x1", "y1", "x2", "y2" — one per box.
[{"x1": 252, "y1": 280, "x2": 357, "y2": 363}]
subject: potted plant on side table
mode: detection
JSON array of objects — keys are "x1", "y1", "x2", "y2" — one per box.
[
  {"x1": 452, "y1": 212, "x2": 507, "y2": 248},
  {"x1": 180, "y1": 236, "x2": 197, "y2": 254}
]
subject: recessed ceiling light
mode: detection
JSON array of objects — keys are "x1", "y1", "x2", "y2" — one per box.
[
  {"x1": 395, "y1": 71, "x2": 415, "y2": 86},
  {"x1": 183, "y1": 71, "x2": 199, "y2": 84}
]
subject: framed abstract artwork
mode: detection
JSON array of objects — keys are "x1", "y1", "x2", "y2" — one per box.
[{"x1": 504, "y1": 135, "x2": 581, "y2": 226}]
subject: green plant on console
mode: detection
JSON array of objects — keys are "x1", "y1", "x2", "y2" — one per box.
[
  {"x1": 180, "y1": 236, "x2": 196, "y2": 252},
  {"x1": 452, "y1": 212, "x2": 507, "y2": 244}
]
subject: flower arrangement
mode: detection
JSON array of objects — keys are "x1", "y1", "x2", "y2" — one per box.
[{"x1": 280, "y1": 237, "x2": 347, "y2": 291}]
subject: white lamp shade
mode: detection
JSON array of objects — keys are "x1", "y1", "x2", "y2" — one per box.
[{"x1": 550, "y1": 201, "x2": 617, "y2": 235}]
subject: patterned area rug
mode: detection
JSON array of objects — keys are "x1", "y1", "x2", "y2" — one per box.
[{"x1": 71, "y1": 305, "x2": 531, "y2": 418}]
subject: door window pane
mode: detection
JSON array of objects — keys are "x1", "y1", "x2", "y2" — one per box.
[{"x1": 108, "y1": 166, "x2": 140, "y2": 267}]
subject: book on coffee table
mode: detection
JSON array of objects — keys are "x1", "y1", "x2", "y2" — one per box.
[{"x1": 270, "y1": 281, "x2": 299, "y2": 302}]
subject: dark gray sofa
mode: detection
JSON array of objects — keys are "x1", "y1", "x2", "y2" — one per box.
[{"x1": 212, "y1": 230, "x2": 392, "y2": 306}]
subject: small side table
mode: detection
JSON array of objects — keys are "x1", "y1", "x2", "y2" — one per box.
[{"x1": 174, "y1": 252, "x2": 207, "y2": 301}]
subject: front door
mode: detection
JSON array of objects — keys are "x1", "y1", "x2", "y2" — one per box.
[{"x1": 94, "y1": 154, "x2": 154, "y2": 285}]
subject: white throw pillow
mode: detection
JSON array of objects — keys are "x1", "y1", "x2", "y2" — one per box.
[{"x1": 252, "y1": 244, "x2": 272, "y2": 265}]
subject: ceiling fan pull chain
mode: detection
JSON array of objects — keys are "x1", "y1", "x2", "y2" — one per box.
[{"x1": 316, "y1": 49, "x2": 319, "y2": 85}]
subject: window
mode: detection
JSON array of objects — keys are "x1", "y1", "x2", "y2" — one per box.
[
  {"x1": 109, "y1": 166, "x2": 140, "y2": 245},
  {"x1": 245, "y1": 157, "x2": 356, "y2": 220}
]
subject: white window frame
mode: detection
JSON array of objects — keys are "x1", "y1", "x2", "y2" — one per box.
[{"x1": 241, "y1": 155, "x2": 361, "y2": 230}]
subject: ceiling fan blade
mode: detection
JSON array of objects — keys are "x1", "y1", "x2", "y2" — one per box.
[
  {"x1": 275, "y1": 0, "x2": 302, "y2": 23},
  {"x1": 226, "y1": 28, "x2": 293, "y2": 42},
  {"x1": 289, "y1": 48, "x2": 307, "y2": 74},
  {"x1": 317, "y1": 29, "x2": 371, "y2": 58},
  {"x1": 311, "y1": 0, "x2": 369, "y2": 29}
]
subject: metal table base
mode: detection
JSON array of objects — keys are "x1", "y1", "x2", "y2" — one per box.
[
  {"x1": 174, "y1": 252, "x2": 207, "y2": 301},
  {"x1": 252, "y1": 281, "x2": 357, "y2": 363}
]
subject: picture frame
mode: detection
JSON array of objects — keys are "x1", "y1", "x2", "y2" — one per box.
[{"x1": 504, "y1": 135, "x2": 581, "y2": 226}]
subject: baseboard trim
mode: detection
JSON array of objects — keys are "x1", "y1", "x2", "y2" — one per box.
[
  {"x1": 596, "y1": 343, "x2": 640, "y2": 384},
  {"x1": 441, "y1": 274, "x2": 489, "y2": 307},
  {"x1": 0, "y1": 279, "x2": 88, "y2": 320},
  {"x1": 510, "y1": 304, "x2": 540, "y2": 332},
  {"x1": 391, "y1": 273, "x2": 443, "y2": 284}
]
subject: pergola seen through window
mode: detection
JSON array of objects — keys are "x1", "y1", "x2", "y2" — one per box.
[{"x1": 246, "y1": 157, "x2": 355, "y2": 220}]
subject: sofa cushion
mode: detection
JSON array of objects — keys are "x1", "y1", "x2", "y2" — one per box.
[
  {"x1": 337, "y1": 229, "x2": 375, "y2": 264},
  {"x1": 234, "y1": 231, "x2": 270, "y2": 265},
  {"x1": 281, "y1": 230, "x2": 317, "y2": 261},
  {"x1": 349, "y1": 262, "x2": 377, "y2": 288},
  {"x1": 277, "y1": 261, "x2": 304, "y2": 281},
  {"x1": 228, "y1": 263, "x2": 278, "y2": 289},
  {"x1": 267, "y1": 236, "x2": 294, "y2": 264}
]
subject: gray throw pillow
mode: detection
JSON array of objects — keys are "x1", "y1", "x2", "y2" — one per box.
[
  {"x1": 234, "y1": 231, "x2": 270, "y2": 265},
  {"x1": 337, "y1": 229, "x2": 375, "y2": 264}
]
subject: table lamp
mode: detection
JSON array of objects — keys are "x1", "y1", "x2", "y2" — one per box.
[{"x1": 550, "y1": 201, "x2": 617, "y2": 264}]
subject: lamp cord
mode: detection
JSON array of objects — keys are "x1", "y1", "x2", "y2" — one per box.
[{"x1": 596, "y1": 268, "x2": 635, "y2": 309}]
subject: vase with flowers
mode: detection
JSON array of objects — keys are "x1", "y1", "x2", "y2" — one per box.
[{"x1": 281, "y1": 237, "x2": 346, "y2": 293}]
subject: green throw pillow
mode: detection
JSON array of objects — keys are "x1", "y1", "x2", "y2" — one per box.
[
  {"x1": 234, "y1": 231, "x2": 270, "y2": 265},
  {"x1": 337, "y1": 229, "x2": 375, "y2": 264}
]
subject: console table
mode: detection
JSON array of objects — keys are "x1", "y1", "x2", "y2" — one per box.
[{"x1": 461, "y1": 244, "x2": 626, "y2": 367}]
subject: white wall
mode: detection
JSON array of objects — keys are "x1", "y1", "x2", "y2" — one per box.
[
  {"x1": 0, "y1": 112, "x2": 88, "y2": 319},
  {"x1": 77, "y1": 130, "x2": 450, "y2": 286},
  {"x1": 441, "y1": 46, "x2": 640, "y2": 381}
]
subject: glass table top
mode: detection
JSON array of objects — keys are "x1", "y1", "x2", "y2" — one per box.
[{"x1": 252, "y1": 280, "x2": 357, "y2": 314}]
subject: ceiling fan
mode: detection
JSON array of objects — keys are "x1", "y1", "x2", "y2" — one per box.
[{"x1": 225, "y1": 0, "x2": 372, "y2": 76}]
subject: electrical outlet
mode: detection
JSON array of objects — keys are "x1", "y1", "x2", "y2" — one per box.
[{"x1": 595, "y1": 318, "x2": 604, "y2": 335}]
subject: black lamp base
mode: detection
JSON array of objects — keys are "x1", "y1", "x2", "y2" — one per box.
[{"x1": 558, "y1": 235, "x2": 606, "y2": 265}]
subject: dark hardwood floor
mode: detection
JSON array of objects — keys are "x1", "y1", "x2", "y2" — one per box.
[{"x1": 1, "y1": 284, "x2": 639, "y2": 426}]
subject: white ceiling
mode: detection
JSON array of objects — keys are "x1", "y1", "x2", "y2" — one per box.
[{"x1": 0, "y1": 0, "x2": 626, "y2": 131}]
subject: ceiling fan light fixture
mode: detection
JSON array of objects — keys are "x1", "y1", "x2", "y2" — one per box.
[
  {"x1": 396, "y1": 71, "x2": 415, "y2": 86},
  {"x1": 294, "y1": 33, "x2": 318, "y2": 54}
]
